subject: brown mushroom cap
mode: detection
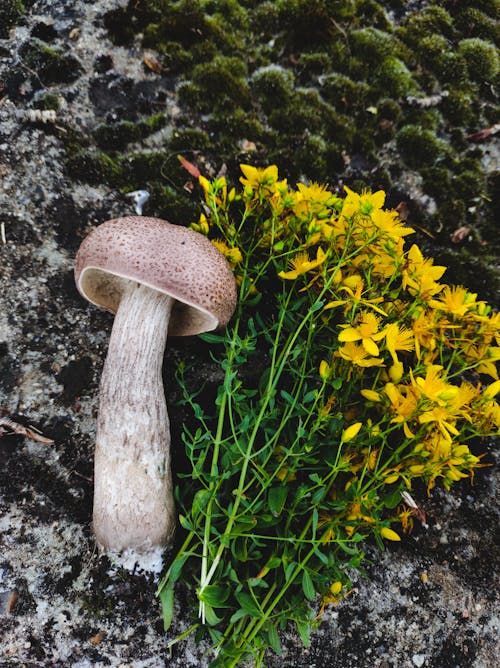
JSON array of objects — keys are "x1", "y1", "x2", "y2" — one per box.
[{"x1": 74, "y1": 216, "x2": 237, "y2": 336}]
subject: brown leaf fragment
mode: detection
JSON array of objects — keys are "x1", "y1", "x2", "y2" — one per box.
[
  {"x1": 465, "y1": 123, "x2": 500, "y2": 142},
  {"x1": 7, "y1": 590, "x2": 18, "y2": 613},
  {"x1": 89, "y1": 631, "x2": 105, "y2": 646},
  {"x1": 0, "y1": 418, "x2": 54, "y2": 444},
  {"x1": 450, "y1": 226, "x2": 471, "y2": 243},
  {"x1": 395, "y1": 200, "x2": 410, "y2": 222},
  {"x1": 177, "y1": 154, "x2": 201, "y2": 178},
  {"x1": 143, "y1": 52, "x2": 163, "y2": 74}
]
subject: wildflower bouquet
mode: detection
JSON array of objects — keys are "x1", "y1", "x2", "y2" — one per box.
[{"x1": 158, "y1": 164, "x2": 499, "y2": 666}]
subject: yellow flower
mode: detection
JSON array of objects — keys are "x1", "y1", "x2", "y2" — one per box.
[
  {"x1": 325, "y1": 273, "x2": 388, "y2": 317},
  {"x1": 239, "y1": 164, "x2": 278, "y2": 193},
  {"x1": 337, "y1": 341, "x2": 385, "y2": 368},
  {"x1": 293, "y1": 182, "x2": 339, "y2": 220},
  {"x1": 342, "y1": 186, "x2": 385, "y2": 217},
  {"x1": 338, "y1": 312, "x2": 388, "y2": 356},
  {"x1": 402, "y1": 244, "x2": 446, "y2": 299},
  {"x1": 190, "y1": 213, "x2": 210, "y2": 235},
  {"x1": 278, "y1": 247, "x2": 327, "y2": 280},
  {"x1": 380, "y1": 527, "x2": 401, "y2": 541},
  {"x1": 341, "y1": 422, "x2": 363, "y2": 443},
  {"x1": 484, "y1": 380, "x2": 500, "y2": 400},
  {"x1": 410, "y1": 365, "x2": 457, "y2": 406},
  {"x1": 411, "y1": 309, "x2": 438, "y2": 360},
  {"x1": 429, "y1": 285, "x2": 478, "y2": 317},
  {"x1": 319, "y1": 359, "x2": 331, "y2": 380},
  {"x1": 385, "y1": 322, "x2": 414, "y2": 364},
  {"x1": 384, "y1": 382, "x2": 419, "y2": 437},
  {"x1": 211, "y1": 239, "x2": 243, "y2": 265},
  {"x1": 418, "y1": 407, "x2": 460, "y2": 440},
  {"x1": 370, "y1": 208, "x2": 415, "y2": 240}
]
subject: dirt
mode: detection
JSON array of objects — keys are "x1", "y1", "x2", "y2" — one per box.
[{"x1": 0, "y1": 1, "x2": 498, "y2": 667}]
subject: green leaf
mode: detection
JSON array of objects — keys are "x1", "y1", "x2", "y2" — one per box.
[
  {"x1": 204, "y1": 603, "x2": 224, "y2": 626},
  {"x1": 267, "y1": 623, "x2": 282, "y2": 654},
  {"x1": 280, "y1": 389, "x2": 295, "y2": 403},
  {"x1": 199, "y1": 332, "x2": 225, "y2": 343},
  {"x1": 192, "y1": 489, "x2": 211, "y2": 520},
  {"x1": 268, "y1": 486, "x2": 288, "y2": 517},
  {"x1": 301, "y1": 570, "x2": 316, "y2": 601},
  {"x1": 159, "y1": 582, "x2": 174, "y2": 631},
  {"x1": 312, "y1": 508, "x2": 319, "y2": 538},
  {"x1": 199, "y1": 585, "x2": 230, "y2": 607},
  {"x1": 234, "y1": 591, "x2": 261, "y2": 617},
  {"x1": 285, "y1": 561, "x2": 297, "y2": 582},
  {"x1": 332, "y1": 377, "x2": 343, "y2": 390},
  {"x1": 229, "y1": 608, "x2": 247, "y2": 624},
  {"x1": 178, "y1": 514, "x2": 194, "y2": 531},
  {"x1": 168, "y1": 553, "x2": 189, "y2": 583},
  {"x1": 384, "y1": 488, "x2": 402, "y2": 509},
  {"x1": 296, "y1": 620, "x2": 311, "y2": 648}
]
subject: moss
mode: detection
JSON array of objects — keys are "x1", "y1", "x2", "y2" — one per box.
[
  {"x1": 350, "y1": 27, "x2": 396, "y2": 65},
  {"x1": 355, "y1": 0, "x2": 392, "y2": 30},
  {"x1": 373, "y1": 56, "x2": 417, "y2": 97},
  {"x1": 377, "y1": 98, "x2": 401, "y2": 123},
  {"x1": 65, "y1": 149, "x2": 122, "y2": 185},
  {"x1": 268, "y1": 88, "x2": 354, "y2": 147},
  {"x1": 398, "y1": 6, "x2": 455, "y2": 47},
  {"x1": 250, "y1": 1, "x2": 281, "y2": 37},
  {"x1": 19, "y1": 38, "x2": 82, "y2": 84},
  {"x1": 93, "y1": 114, "x2": 166, "y2": 151},
  {"x1": 185, "y1": 56, "x2": 251, "y2": 112},
  {"x1": 451, "y1": 7, "x2": 500, "y2": 43},
  {"x1": 420, "y1": 166, "x2": 452, "y2": 200},
  {"x1": 81, "y1": 0, "x2": 499, "y2": 253},
  {"x1": 278, "y1": 0, "x2": 339, "y2": 48},
  {"x1": 35, "y1": 93, "x2": 62, "y2": 111},
  {"x1": 458, "y1": 38, "x2": 499, "y2": 82},
  {"x1": 252, "y1": 66, "x2": 294, "y2": 115},
  {"x1": 169, "y1": 128, "x2": 212, "y2": 153},
  {"x1": 296, "y1": 134, "x2": 329, "y2": 180},
  {"x1": 296, "y1": 52, "x2": 333, "y2": 81},
  {"x1": 320, "y1": 73, "x2": 370, "y2": 112},
  {"x1": 396, "y1": 125, "x2": 448, "y2": 168},
  {"x1": 440, "y1": 90, "x2": 475, "y2": 127},
  {"x1": 403, "y1": 108, "x2": 440, "y2": 131},
  {"x1": 452, "y1": 170, "x2": 485, "y2": 202},
  {"x1": 0, "y1": 0, "x2": 24, "y2": 38}
]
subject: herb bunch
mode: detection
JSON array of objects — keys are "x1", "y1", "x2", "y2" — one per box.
[{"x1": 158, "y1": 164, "x2": 499, "y2": 666}]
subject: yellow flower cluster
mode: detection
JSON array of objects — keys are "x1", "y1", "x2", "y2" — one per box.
[{"x1": 193, "y1": 162, "x2": 499, "y2": 536}]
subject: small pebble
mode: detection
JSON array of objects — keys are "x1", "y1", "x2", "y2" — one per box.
[{"x1": 412, "y1": 654, "x2": 426, "y2": 667}]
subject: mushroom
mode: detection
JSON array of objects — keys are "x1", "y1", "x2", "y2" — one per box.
[{"x1": 74, "y1": 216, "x2": 237, "y2": 571}]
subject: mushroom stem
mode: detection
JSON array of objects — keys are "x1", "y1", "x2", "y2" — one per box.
[{"x1": 93, "y1": 280, "x2": 175, "y2": 571}]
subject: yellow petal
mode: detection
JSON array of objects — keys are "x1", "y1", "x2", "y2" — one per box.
[
  {"x1": 380, "y1": 527, "x2": 401, "y2": 541},
  {"x1": 361, "y1": 389, "x2": 382, "y2": 402},
  {"x1": 341, "y1": 422, "x2": 362, "y2": 443},
  {"x1": 338, "y1": 328, "x2": 362, "y2": 342},
  {"x1": 362, "y1": 338, "x2": 380, "y2": 357}
]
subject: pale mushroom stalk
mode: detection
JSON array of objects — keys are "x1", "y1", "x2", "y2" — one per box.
[{"x1": 93, "y1": 281, "x2": 175, "y2": 571}]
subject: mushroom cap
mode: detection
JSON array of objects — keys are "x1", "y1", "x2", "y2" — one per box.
[{"x1": 74, "y1": 217, "x2": 237, "y2": 336}]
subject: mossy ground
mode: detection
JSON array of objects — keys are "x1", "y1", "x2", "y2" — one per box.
[{"x1": 61, "y1": 0, "x2": 499, "y2": 282}]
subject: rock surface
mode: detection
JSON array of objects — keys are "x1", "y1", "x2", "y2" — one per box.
[{"x1": 0, "y1": 1, "x2": 498, "y2": 666}]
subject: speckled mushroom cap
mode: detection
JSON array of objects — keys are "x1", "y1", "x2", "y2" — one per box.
[{"x1": 74, "y1": 217, "x2": 237, "y2": 336}]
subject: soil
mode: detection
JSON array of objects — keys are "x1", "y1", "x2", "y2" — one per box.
[{"x1": 0, "y1": 1, "x2": 498, "y2": 667}]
